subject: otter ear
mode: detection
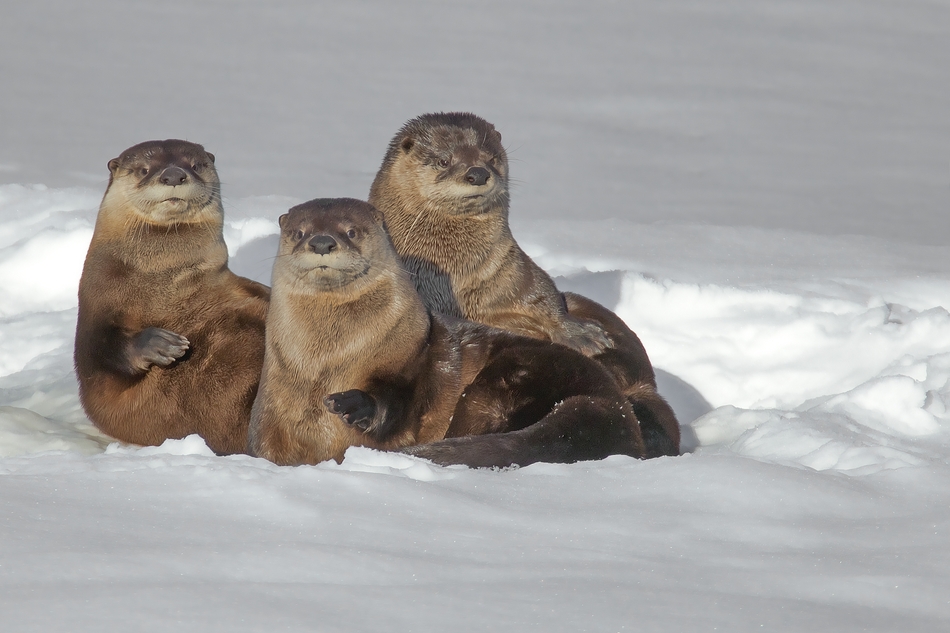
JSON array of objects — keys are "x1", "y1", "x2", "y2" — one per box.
[
  {"x1": 107, "y1": 159, "x2": 120, "y2": 174},
  {"x1": 278, "y1": 213, "x2": 289, "y2": 231},
  {"x1": 492, "y1": 129, "x2": 502, "y2": 144},
  {"x1": 206, "y1": 152, "x2": 215, "y2": 164},
  {"x1": 400, "y1": 136, "x2": 414, "y2": 153},
  {"x1": 370, "y1": 208, "x2": 385, "y2": 225}
]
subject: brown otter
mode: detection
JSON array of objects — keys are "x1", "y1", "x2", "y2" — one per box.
[
  {"x1": 74, "y1": 139, "x2": 269, "y2": 454},
  {"x1": 368, "y1": 112, "x2": 679, "y2": 457},
  {"x1": 248, "y1": 198, "x2": 644, "y2": 468}
]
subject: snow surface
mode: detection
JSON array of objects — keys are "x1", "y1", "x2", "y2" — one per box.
[{"x1": 2, "y1": 1, "x2": 949, "y2": 631}]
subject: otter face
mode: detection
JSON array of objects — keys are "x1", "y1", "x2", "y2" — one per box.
[
  {"x1": 105, "y1": 140, "x2": 220, "y2": 225},
  {"x1": 393, "y1": 113, "x2": 509, "y2": 216},
  {"x1": 276, "y1": 199, "x2": 396, "y2": 294}
]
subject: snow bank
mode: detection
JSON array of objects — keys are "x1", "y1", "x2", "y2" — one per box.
[
  {"x1": 619, "y1": 275, "x2": 950, "y2": 411},
  {"x1": 3, "y1": 0, "x2": 949, "y2": 628},
  {"x1": 2, "y1": 183, "x2": 948, "y2": 478},
  {"x1": 1, "y1": 189, "x2": 949, "y2": 631}
]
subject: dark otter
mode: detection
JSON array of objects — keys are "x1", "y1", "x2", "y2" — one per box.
[
  {"x1": 74, "y1": 139, "x2": 269, "y2": 454},
  {"x1": 248, "y1": 198, "x2": 644, "y2": 468},
  {"x1": 368, "y1": 112, "x2": 679, "y2": 457}
]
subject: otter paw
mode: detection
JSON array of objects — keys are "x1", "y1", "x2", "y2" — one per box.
[
  {"x1": 561, "y1": 319, "x2": 613, "y2": 356},
  {"x1": 324, "y1": 390, "x2": 377, "y2": 432},
  {"x1": 131, "y1": 327, "x2": 190, "y2": 371}
]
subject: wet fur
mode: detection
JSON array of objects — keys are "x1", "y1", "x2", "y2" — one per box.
[
  {"x1": 369, "y1": 112, "x2": 679, "y2": 457},
  {"x1": 74, "y1": 140, "x2": 269, "y2": 454},
  {"x1": 248, "y1": 198, "x2": 644, "y2": 468}
]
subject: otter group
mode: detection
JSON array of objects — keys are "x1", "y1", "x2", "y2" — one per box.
[{"x1": 75, "y1": 115, "x2": 679, "y2": 468}]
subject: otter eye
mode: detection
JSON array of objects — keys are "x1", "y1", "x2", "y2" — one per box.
[
  {"x1": 294, "y1": 230, "x2": 304, "y2": 240},
  {"x1": 437, "y1": 158, "x2": 449, "y2": 168},
  {"x1": 191, "y1": 163, "x2": 200, "y2": 171},
  {"x1": 346, "y1": 229, "x2": 357, "y2": 239},
  {"x1": 138, "y1": 167, "x2": 149, "y2": 177}
]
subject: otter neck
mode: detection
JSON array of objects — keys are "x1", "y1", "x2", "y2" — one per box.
[
  {"x1": 267, "y1": 268, "x2": 430, "y2": 380},
  {"x1": 383, "y1": 194, "x2": 514, "y2": 276},
  {"x1": 94, "y1": 196, "x2": 228, "y2": 274}
]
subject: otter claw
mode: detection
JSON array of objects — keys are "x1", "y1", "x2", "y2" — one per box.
[{"x1": 324, "y1": 390, "x2": 377, "y2": 432}]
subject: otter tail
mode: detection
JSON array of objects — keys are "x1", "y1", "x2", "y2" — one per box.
[
  {"x1": 400, "y1": 395, "x2": 643, "y2": 469},
  {"x1": 624, "y1": 382, "x2": 680, "y2": 458}
]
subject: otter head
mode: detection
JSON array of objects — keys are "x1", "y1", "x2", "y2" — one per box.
[
  {"x1": 378, "y1": 112, "x2": 509, "y2": 217},
  {"x1": 275, "y1": 198, "x2": 401, "y2": 299},
  {"x1": 103, "y1": 139, "x2": 220, "y2": 226}
]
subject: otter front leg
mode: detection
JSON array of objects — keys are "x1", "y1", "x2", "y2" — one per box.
[
  {"x1": 110, "y1": 327, "x2": 190, "y2": 376},
  {"x1": 324, "y1": 383, "x2": 407, "y2": 441}
]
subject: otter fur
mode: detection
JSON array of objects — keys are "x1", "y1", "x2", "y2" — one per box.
[
  {"x1": 248, "y1": 198, "x2": 644, "y2": 468},
  {"x1": 369, "y1": 112, "x2": 679, "y2": 457},
  {"x1": 74, "y1": 139, "x2": 269, "y2": 454}
]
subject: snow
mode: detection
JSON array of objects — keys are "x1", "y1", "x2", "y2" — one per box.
[{"x1": 2, "y1": 1, "x2": 949, "y2": 631}]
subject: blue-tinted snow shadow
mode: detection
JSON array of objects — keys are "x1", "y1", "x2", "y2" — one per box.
[
  {"x1": 230, "y1": 234, "x2": 280, "y2": 286},
  {"x1": 554, "y1": 269, "x2": 711, "y2": 452}
]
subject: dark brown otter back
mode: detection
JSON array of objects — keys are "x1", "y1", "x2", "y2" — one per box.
[{"x1": 370, "y1": 113, "x2": 679, "y2": 457}]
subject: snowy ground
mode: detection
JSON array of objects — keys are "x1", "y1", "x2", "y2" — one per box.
[{"x1": 2, "y1": 1, "x2": 949, "y2": 631}]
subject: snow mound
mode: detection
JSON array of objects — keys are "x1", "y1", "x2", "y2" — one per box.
[
  {"x1": 335, "y1": 446, "x2": 463, "y2": 480},
  {"x1": 0, "y1": 184, "x2": 97, "y2": 316},
  {"x1": 687, "y1": 351, "x2": 950, "y2": 474},
  {"x1": 1, "y1": 184, "x2": 949, "y2": 482},
  {"x1": 620, "y1": 274, "x2": 950, "y2": 410},
  {"x1": 104, "y1": 434, "x2": 217, "y2": 457},
  {"x1": 0, "y1": 405, "x2": 104, "y2": 457}
]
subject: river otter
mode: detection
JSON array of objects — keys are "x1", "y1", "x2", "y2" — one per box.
[
  {"x1": 368, "y1": 112, "x2": 679, "y2": 457},
  {"x1": 248, "y1": 198, "x2": 644, "y2": 468},
  {"x1": 74, "y1": 139, "x2": 269, "y2": 454}
]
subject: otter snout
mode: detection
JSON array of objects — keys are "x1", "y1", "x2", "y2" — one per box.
[
  {"x1": 309, "y1": 234, "x2": 338, "y2": 255},
  {"x1": 159, "y1": 166, "x2": 188, "y2": 186},
  {"x1": 465, "y1": 166, "x2": 490, "y2": 186}
]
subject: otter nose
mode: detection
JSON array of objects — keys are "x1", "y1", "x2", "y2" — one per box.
[
  {"x1": 465, "y1": 166, "x2": 490, "y2": 186},
  {"x1": 309, "y1": 234, "x2": 338, "y2": 255},
  {"x1": 159, "y1": 166, "x2": 188, "y2": 186}
]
